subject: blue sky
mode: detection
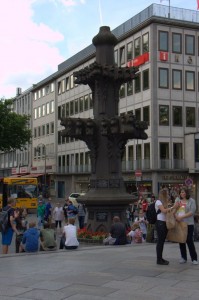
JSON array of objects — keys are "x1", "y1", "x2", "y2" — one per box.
[{"x1": 0, "y1": 0, "x2": 198, "y2": 98}]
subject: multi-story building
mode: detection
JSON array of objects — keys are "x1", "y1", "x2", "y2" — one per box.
[{"x1": 1, "y1": 3, "x2": 199, "y2": 205}]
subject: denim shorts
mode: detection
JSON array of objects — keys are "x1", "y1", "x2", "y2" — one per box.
[{"x1": 2, "y1": 227, "x2": 14, "y2": 245}]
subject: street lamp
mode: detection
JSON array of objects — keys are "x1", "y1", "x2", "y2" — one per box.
[{"x1": 36, "y1": 143, "x2": 47, "y2": 194}]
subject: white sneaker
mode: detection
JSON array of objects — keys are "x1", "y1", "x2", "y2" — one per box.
[
  {"x1": 192, "y1": 260, "x2": 198, "y2": 265},
  {"x1": 179, "y1": 258, "x2": 187, "y2": 264}
]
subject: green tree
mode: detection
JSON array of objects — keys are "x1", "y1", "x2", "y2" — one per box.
[{"x1": 0, "y1": 99, "x2": 32, "y2": 151}]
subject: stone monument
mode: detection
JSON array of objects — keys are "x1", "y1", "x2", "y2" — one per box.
[{"x1": 61, "y1": 26, "x2": 148, "y2": 232}]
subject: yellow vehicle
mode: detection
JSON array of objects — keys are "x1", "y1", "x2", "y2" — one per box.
[{"x1": 0, "y1": 177, "x2": 38, "y2": 209}]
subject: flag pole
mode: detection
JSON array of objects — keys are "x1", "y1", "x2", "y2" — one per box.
[{"x1": 168, "y1": 0, "x2": 170, "y2": 18}]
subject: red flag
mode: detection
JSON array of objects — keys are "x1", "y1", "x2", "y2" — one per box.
[{"x1": 197, "y1": 0, "x2": 199, "y2": 10}]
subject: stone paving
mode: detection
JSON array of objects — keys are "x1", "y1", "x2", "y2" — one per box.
[{"x1": 0, "y1": 241, "x2": 199, "y2": 299}]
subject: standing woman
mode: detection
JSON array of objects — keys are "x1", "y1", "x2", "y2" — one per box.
[
  {"x1": 155, "y1": 189, "x2": 171, "y2": 265},
  {"x1": 175, "y1": 188, "x2": 198, "y2": 265}
]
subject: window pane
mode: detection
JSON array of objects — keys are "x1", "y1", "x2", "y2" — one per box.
[
  {"x1": 173, "y1": 106, "x2": 182, "y2": 126},
  {"x1": 172, "y1": 33, "x2": 182, "y2": 53},
  {"x1": 143, "y1": 69, "x2": 149, "y2": 90},
  {"x1": 134, "y1": 37, "x2": 141, "y2": 57},
  {"x1": 119, "y1": 84, "x2": 125, "y2": 98},
  {"x1": 186, "y1": 107, "x2": 195, "y2": 127},
  {"x1": 185, "y1": 71, "x2": 195, "y2": 91},
  {"x1": 70, "y1": 74, "x2": 74, "y2": 89},
  {"x1": 135, "y1": 108, "x2": 141, "y2": 121},
  {"x1": 127, "y1": 42, "x2": 133, "y2": 61},
  {"x1": 160, "y1": 143, "x2": 169, "y2": 159},
  {"x1": 75, "y1": 99, "x2": 79, "y2": 114},
  {"x1": 195, "y1": 139, "x2": 199, "y2": 162},
  {"x1": 159, "y1": 105, "x2": 169, "y2": 125},
  {"x1": 84, "y1": 95, "x2": 89, "y2": 111},
  {"x1": 185, "y1": 35, "x2": 195, "y2": 55},
  {"x1": 135, "y1": 73, "x2": 141, "y2": 93},
  {"x1": 144, "y1": 143, "x2": 150, "y2": 159},
  {"x1": 159, "y1": 31, "x2": 168, "y2": 51},
  {"x1": 79, "y1": 97, "x2": 84, "y2": 112},
  {"x1": 142, "y1": 33, "x2": 149, "y2": 53},
  {"x1": 114, "y1": 50, "x2": 118, "y2": 65},
  {"x1": 70, "y1": 101, "x2": 74, "y2": 115},
  {"x1": 120, "y1": 46, "x2": 125, "y2": 65},
  {"x1": 172, "y1": 70, "x2": 182, "y2": 89},
  {"x1": 143, "y1": 106, "x2": 150, "y2": 125},
  {"x1": 159, "y1": 68, "x2": 168, "y2": 88},
  {"x1": 127, "y1": 81, "x2": 133, "y2": 96},
  {"x1": 173, "y1": 143, "x2": 182, "y2": 159},
  {"x1": 66, "y1": 103, "x2": 69, "y2": 116}
]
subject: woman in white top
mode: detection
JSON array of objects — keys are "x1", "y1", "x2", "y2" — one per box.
[
  {"x1": 155, "y1": 189, "x2": 172, "y2": 265},
  {"x1": 53, "y1": 203, "x2": 64, "y2": 231},
  {"x1": 63, "y1": 218, "x2": 79, "y2": 250}
]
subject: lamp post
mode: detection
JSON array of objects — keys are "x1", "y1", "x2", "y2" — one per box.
[{"x1": 36, "y1": 143, "x2": 47, "y2": 194}]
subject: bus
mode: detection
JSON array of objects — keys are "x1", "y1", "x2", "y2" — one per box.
[{"x1": 0, "y1": 177, "x2": 38, "y2": 210}]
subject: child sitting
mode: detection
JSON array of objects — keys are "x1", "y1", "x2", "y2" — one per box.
[
  {"x1": 127, "y1": 223, "x2": 143, "y2": 243},
  {"x1": 134, "y1": 210, "x2": 148, "y2": 240}
]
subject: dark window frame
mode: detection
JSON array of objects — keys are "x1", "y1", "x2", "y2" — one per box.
[
  {"x1": 172, "y1": 69, "x2": 182, "y2": 90},
  {"x1": 185, "y1": 71, "x2": 195, "y2": 91},
  {"x1": 159, "y1": 68, "x2": 169, "y2": 89},
  {"x1": 172, "y1": 32, "x2": 182, "y2": 54},
  {"x1": 185, "y1": 34, "x2": 195, "y2": 55},
  {"x1": 172, "y1": 106, "x2": 182, "y2": 126},
  {"x1": 159, "y1": 31, "x2": 168, "y2": 51},
  {"x1": 159, "y1": 105, "x2": 169, "y2": 126}
]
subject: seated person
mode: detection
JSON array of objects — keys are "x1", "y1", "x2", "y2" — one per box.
[
  {"x1": 62, "y1": 217, "x2": 79, "y2": 250},
  {"x1": 40, "y1": 223, "x2": 57, "y2": 251},
  {"x1": 104, "y1": 216, "x2": 127, "y2": 245},
  {"x1": 19, "y1": 221, "x2": 39, "y2": 253},
  {"x1": 127, "y1": 223, "x2": 143, "y2": 243}
]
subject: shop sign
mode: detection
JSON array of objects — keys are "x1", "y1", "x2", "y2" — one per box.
[
  {"x1": 127, "y1": 52, "x2": 149, "y2": 67},
  {"x1": 11, "y1": 168, "x2": 19, "y2": 175},
  {"x1": 159, "y1": 51, "x2": 168, "y2": 61},
  {"x1": 162, "y1": 175, "x2": 187, "y2": 180}
]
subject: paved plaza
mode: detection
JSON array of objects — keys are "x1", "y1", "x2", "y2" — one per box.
[{"x1": 0, "y1": 241, "x2": 199, "y2": 300}]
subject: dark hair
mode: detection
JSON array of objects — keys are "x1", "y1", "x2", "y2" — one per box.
[{"x1": 179, "y1": 187, "x2": 190, "y2": 200}]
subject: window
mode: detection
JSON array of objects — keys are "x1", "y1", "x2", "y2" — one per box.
[
  {"x1": 172, "y1": 69, "x2": 182, "y2": 90},
  {"x1": 120, "y1": 46, "x2": 125, "y2": 65},
  {"x1": 62, "y1": 79, "x2": 65, "y2": 93},
  {"x1": 89, "y1": 93, "x2": 93, "y2": 109},
  {"x1": 160, "y1": 143, "x2": 169, "y2": 159},
  {"x1": 66, "y1": 103, "x2": 69, "y2": 116},
  {"x1": 42, "y1": 125, "x2": 45, "y2": 136},
  {"x1": 38, "y1": 126, "x2": 41, "y2": 137},
  {"x1": 75, "y1": 99, "x2": 79, "y2": 114},
  {"x1": 46, "y1": 85, "x2": 50, "y2": 94},
  {"x1": 185, "y1": 71, "x2": 195, "y2": 91},
  {"x1": 46, "y1": 102, "x2": 50, "y2": 115},
  {"x1": 173, "y1": 106, "x2": 182, "y2": 126},
  {"x1": 38, "y1": 106, "x2": 41, "y2": 118},
  {"x1": 84, "y1": 95, "x2": 89, "y2": 111},
  {"x1": 58, "y1": 131, "x2": 61, "y2": 145},
  {"x1": 119, "y1": 84, "x2": 125, "y2": 98},
  {"x1": 58, "y1": 106, "x2": 61, "y2": 119},
  {"x1": 66, "y1": 77, "x2": 70, "y2": 91},
  {"x1": 127, "y1": 81, "x2": 133, "y2": 96},
  {"x1": 143, "y1": 106, "x2": 150, "y2": 125},
  {"x1": 134, "y1": 37, "x2": 141, "y2": 57},
  {"x1": 186, "y1": 107, "x2": 195, "y2": 127},
  {"x1": 159, "y1": 105, "x2": 169, "y2": 126},
  {"x1": 42, "y1": 88, "x2": 45, "y2": 97},
  {"x1": 50, "y1": 100, "x2": 54, "y2": 113},
  {"x1": 34, "y1": 92, "x2": 37, "y2": 101},
  {"x1": 34, "y1": 128, "x2": 37, "y2": 138},
  {"x1": 173, "y1": 143, "x2": 182, "y2": 159},
  {"x1": 46, "y1": 123, "x2": 50, "y2": 135},
  {"x1": 159, "y1": 31, "x2": 168, "y2": 51},
  {"x1": 135, "y1": 73, "x2": 141, "y2": 93},
  {"x1": 195, "y1": 139, "x2": 199, "y2": 162},
  {"x1": 61, "y1": 104, "x2": 65, "y2": 118},
  {"x1": 128, "y1": 145, "x2": 134, "y2": 161},
  {"x1": 38, "y1": 90, "x2": 41, "y2": 98},
  {"x1": 142, "y1": 33, "x2": 149, "y2": 53},
  {"x1": 185, "y1": 35, "x2": 195, "y2": 55},
  {"x1": 135, "y1": 108, "x2": 141, "y2": 121},
  {"x1": 34, "y1": 108, "x2": 37, "y2": 119},
  {"x1": 58, "y1": 81, "x2": 61, "y2": 95},
  {"x1": 127, "y1": 42, "x2": 133, "y2": 61},
  {"x1": 42, "y1": 104, "x2": 45, "y2": 116},
  {"x1": 172, "y1": 33, "x2": 182, "y2": 53},
  {"x1": 159, "y1": 68, "x2": 169, "y2": 88},
  {"x1": 114, "y1": 50, "x2": 118, "y2": 65},
  {"x1": 51, "y1": 83, "x2": 54, "y2": 92},
  {"x1": 70, "y1": 74, "x2": 74, "y2": 89},
  {"x1": 143, "y1": 69, "x2": 149, "y2": 90},
  {"x1": 50, "y1": 122, "x2": 54, "y2": 134},
  {"x1": 79, "y1": 97, "x2": 84, "y2": 112},
  {"x1": 144, "y1": 143, "x2": 150, "y2": 159},
  {"x1": 136, "y1": 144, "x2": 142, "y2": 161},
  {"x1": 70, "y1": 101, "x2": 74, "y2": 115}
]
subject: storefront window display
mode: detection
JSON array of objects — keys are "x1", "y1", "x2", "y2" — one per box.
[{"x1": 125, "y1": 181, "x2": 152, "y2": 201}]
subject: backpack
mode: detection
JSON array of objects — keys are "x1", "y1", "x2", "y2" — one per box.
[
  {"x1": 73, "y1": 206, "x2": 78, "y2": 215},
  {"x1": 146, "y1": 202, "x2": 159, "y2": 225},
  {"x1": 134, "y1": 229, "x2": 143, "y2": 243},
  {"x1": 0, "y1": 208, "x2": 11, "y2": 233}
]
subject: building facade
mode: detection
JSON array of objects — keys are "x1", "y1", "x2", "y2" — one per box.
[{"x1": 1, "y1": 3, "x2": 199, "y2": 205}]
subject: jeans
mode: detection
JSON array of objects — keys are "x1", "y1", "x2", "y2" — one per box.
[
  {"x1": 179, "y1": 224, "x2": 198, "y2": 261},
  {"x1": 78, "y1": 216, "x2": 85, "y2": 229},
  {"x1": 156, "y1": 220, "x2": 168, "y2": 261}
]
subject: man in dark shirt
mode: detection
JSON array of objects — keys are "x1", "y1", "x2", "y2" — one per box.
[{"x1": 110, "y1": 216, "x2": 127, "y2": 245}]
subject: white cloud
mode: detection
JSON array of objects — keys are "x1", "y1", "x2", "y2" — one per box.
[{"x1": 0, "y1": 0, "x2": 64, "y2": 98}]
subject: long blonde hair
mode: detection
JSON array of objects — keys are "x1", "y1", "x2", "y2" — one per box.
[{"x1": 158, "y1": 189, "x2": 169, "y2": 208}]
